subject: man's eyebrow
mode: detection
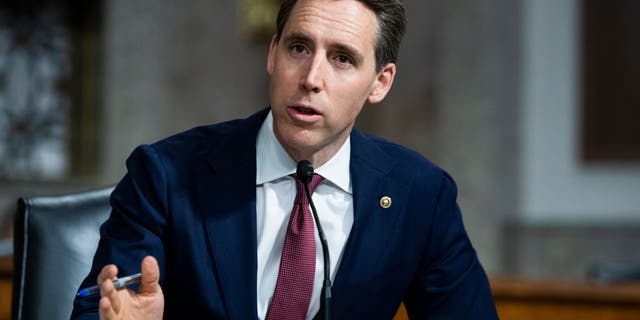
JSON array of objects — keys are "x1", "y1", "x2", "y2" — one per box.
[{"x1": 282, "y1": 32, "x2": 312, "y2": 45}]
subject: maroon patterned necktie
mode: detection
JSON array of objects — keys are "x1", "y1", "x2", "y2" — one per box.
[{"x1": 266, "y1": 173, "x2": 324, "y2": 320}]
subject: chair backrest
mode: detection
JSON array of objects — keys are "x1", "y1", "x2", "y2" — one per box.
[{"x1": 12, "y1": 187, "x2": 113, "y2": 320}]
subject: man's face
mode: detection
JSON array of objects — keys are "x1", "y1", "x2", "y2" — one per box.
[{"x1": 267, "y1": 0, "x2": 396, "y2": 165}]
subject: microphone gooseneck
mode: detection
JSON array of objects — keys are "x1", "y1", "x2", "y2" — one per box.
[{"x1": 296, "y1": 160, "x2": 332, "y2": 320}]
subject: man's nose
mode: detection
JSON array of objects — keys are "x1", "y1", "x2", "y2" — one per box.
[{"x1": 301, "y1": 54, "x2": 325, "y2": 93}]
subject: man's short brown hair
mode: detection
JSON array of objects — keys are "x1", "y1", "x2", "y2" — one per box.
[{"x1": 276, "y1": 0, "x2": 407, "y2": 71}]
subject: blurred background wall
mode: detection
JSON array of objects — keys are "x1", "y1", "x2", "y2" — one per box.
[{"x1": 0, "y1": 0, "x2": 638, "y2": 281}]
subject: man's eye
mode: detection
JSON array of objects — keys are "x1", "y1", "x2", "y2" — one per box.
[
  {"x1": 336, "y1": 55, "x2": 353, "y2": 65},
  {"x1": 292, "y1": 45, "x2": 306, "y2": 54}
]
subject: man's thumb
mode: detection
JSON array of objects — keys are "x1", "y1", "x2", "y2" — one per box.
[{"x1": 139, "y1": 256, "x2": 161, "y2": 294}]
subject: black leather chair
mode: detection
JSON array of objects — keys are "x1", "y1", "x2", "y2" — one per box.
[{"x1": 12, "y1": 187, "x2": 114, "y2": 320}]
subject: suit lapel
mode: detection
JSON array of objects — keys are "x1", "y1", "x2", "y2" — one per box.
[
  {"x1": 198, "y1": 109, "x2": 269, "y2": 319},
  {"x1": 331, "y1": 129, "x2": 409, "y2": 317}
]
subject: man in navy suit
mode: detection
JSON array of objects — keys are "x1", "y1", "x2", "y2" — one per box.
[{"x1": 73, "y1": 0, "x2": 497, "y2": 319}]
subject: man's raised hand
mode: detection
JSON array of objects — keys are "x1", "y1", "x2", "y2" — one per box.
[{"x1": 97, "y1": 256, "x2": 164, "y2": 320}]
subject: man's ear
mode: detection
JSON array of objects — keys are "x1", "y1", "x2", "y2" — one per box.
[
  {"x1": 267, "y1": 35, "x2": 279, "y2": 75},
  {"x1": 368, "y1": 63, "x2": 396, "y2": 104}
]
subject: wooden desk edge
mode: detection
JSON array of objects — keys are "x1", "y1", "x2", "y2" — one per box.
[{"x1": 490, "y1": 276, "x2": 640, "y2": 304}]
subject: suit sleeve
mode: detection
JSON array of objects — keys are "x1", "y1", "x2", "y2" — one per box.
[
  {"x1": 70, "y1": 145, "x2": 169, "y2": 319},
  {"x1": 403, "y1": 172, "x2": 498, "y2": 319}
]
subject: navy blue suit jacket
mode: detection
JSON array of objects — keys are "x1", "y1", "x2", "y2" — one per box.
[{"x1": 72, "y1": 108, "x2": 497, "y2": 319}]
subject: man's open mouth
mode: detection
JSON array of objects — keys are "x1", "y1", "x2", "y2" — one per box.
[{"x1": 292, "y1": 106, "x2": 319, "y2": 115}]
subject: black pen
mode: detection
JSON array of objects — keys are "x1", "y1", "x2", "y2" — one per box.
[{"x1": 76, "y1": 273, "x2": 142, "y2": 297}]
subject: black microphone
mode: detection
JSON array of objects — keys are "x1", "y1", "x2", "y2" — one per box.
[
  {"x1": 296, "y1": 160, "x2": 332, "y2": 320},
  {"x1": 296, "y1": 160, "x2": 315, "y2": 185}
]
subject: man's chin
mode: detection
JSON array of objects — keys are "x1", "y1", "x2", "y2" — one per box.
[
  {"x1": 280, "y1": 134, "x2": 318, "y2": 153},
  {"x1": 275, "y1": 129, "x2": 321, "y2": 157}
]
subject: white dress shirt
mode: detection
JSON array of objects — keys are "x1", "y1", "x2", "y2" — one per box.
[{"x1": 255, "y1": 111, "x2": 354, "y2": 320}]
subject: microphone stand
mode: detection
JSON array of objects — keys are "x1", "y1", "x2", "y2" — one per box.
[
  {"x1": 298, "y1": 161, "x2": 332, "y2": 320},
  {"x1": 304, "y1": 181, "x2": 332, "y2": 320}
]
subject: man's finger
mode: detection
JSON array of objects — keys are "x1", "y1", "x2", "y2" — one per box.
[
  {"x1": 100, "y1": 278, "x2": 123, "y2": 315},
  {"x1": 99, "y1": 281, "x2": 119, "y2": 320},
  {"x1": 97, "y1": 264, "x2": 118, "y2": 285},
  {"x1": 139, "y1": 256, "x2": 161, "y2": 294}
]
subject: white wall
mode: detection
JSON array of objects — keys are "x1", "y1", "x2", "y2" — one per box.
[{"x1": 520, "y1": 0, "x2": 640, "y2": 223}]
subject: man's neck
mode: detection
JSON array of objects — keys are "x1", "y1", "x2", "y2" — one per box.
[{"x1": 282, "y1": 144, "x2": 343, "y2": 169}]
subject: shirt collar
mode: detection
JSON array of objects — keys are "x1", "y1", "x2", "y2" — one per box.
[{"x1": 256, "y1": 111, "x2": 352, "y2": 194}]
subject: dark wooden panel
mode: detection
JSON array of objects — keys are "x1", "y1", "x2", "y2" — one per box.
[{"x1": 582, "y1": 0, "x2": 640, "y2": 161}]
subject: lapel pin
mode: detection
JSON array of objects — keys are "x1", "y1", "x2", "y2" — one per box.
[{"x1": 379, "y1": 196, "x2": 392, "y2": 209}]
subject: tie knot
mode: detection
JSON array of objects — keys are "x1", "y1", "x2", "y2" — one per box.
[{"x1": 293, "y1": 173, "x2": 323, "y2": 204}]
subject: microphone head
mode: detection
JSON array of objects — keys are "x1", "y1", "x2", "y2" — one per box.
[{"x1": 296, "y1": 160, "x2": 314, "y2": 184}]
